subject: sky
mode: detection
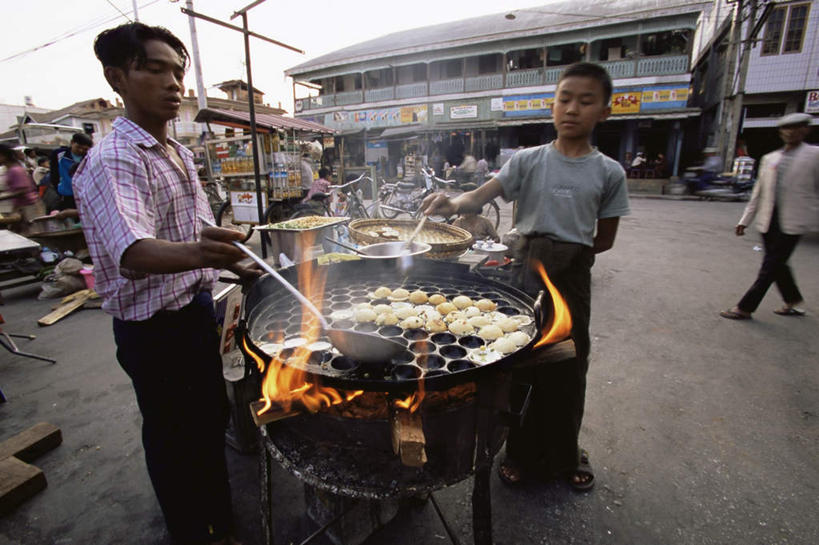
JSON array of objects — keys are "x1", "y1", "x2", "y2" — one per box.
[{"x1": 0, "y1": 0, "x2": 558, "y2": 113}]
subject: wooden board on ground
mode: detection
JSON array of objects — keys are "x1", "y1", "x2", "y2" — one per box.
[
  {"x1": 0, "y1": 457, "x2": 46, "y2": 516},
  {"x1": 38, "y1": 289, "x2": 98, "y2": 326},
  {"x1": 0, "y1": 423, "x2": 62, "y2": 463}
]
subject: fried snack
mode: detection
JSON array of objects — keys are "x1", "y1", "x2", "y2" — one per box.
[
  {"x1": 476, "y1": 299, "x2": 497, "y2": 312},
  {"x1": 436, "y1": 302, "x2": 458, "y2": 316},
  {"x1": 452, "y1": 295, "x2": 473, "y2": 310},
  {"x1": 400, "y1": 316, "x2": 425, "y2": 329},
  {"x1": 373, "y1": 286, "x2": 392, "y2": 298},
  {"x1": 477, "y1": 324, "x2": 504, "y2": 341},
  {"x1": 428, "y1": 294, "x2": 447, "y2": 306},
  {"x1": 409, "y1": 290, "x2": 429, "y2": 304}
]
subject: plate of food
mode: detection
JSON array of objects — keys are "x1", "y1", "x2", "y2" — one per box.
[{"x1": 256, "y1": 216, "x2": 350, "y2": 232}]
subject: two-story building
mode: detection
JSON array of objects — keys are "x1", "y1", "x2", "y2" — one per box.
[{"x1": 287, "y1": 0, "x2": 710, "y2": 177}]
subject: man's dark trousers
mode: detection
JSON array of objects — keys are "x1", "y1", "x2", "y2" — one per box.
[{"x1": 113, "y1": 292, "x2": 233, "y2": 544}]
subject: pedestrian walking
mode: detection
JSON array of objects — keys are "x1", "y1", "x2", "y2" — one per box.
[{"x1": 720, "y1": 112, "x2": 819, "y2": 320}]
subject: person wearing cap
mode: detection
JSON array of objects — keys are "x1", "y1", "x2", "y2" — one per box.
[{"x1": 721, "y1": 112, "x2": 818, "y2": 319}]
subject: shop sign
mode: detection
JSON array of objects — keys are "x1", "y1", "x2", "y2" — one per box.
[
  {"x1": 230, "y1": 190, "x2": 267, "y2": 223},
  {"x1": 640, "y1": 86, "x2": 689, "y2": 110},
  {"x1": 806, "y1": 90, "x2": 819, "y2": 113},
  {"x1": 611, "y1": 91, "x2": 641, "y2": 114},
  {"x1": 450, "y1": 104, "x2": 478, "y2": 119},
  {"x1": 433, "y1": 103, "x2": 444, "y2": 115},
  {"x1": 502, "y1": 93, "x2": 554, "y2": 117},
  {"x1": 400, "y1": 105, "x2": 428, "y2": 123},
  {"x1": 490, "y1": 97, "x2": 504, "y2": 111},
  {"x1": 322, "y1": 135, "x2": 335, "y2": 148},
  {"x1": 366, "y1": 140, "x2": 387, "y2": 149}
]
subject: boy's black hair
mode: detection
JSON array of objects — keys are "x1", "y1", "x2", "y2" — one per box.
[
  {"x1": 558, "y1": 62, "x2": 613, "y2": 106},
  {"x1": 93, "y1": 22, "x2": 189, "y2": 72},
  {"x1": 71, "y1": 133, "x2": 94, "y2": 147},
  {"x1": 318, "y1": 167, "x2": 329, "y2": 179}
]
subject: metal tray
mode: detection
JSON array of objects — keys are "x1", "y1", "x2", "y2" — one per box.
[{"x1": 255, "y1": 216, "x2": 349, "y2": 233}]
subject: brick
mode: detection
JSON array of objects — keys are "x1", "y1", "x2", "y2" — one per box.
[
  {"x1": 0, "y1": 457, "x2": 47, "y2": 515},
  {"x1": 0, "y1": 423, "x2": 62, "y2": 463}
]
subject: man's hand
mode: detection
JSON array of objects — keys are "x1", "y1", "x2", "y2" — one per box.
[
  {"x1": 228, "y1": 261, "x2": 263, "y2": 281},
  {"x1": 735, "y1": 224, "x2": 746, "y2": 236},
  {"x1": 198, "y1": 226, "x2": 247, "y2": 269},
  {"x1": 420, "y1": 192, "x2": 457, "y2": 218}
]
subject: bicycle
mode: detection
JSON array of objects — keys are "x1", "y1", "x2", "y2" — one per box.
[
  {"x1": 279, "y1": 173, "x2": 379, "y2": 221},
  {"x1": 378, "y1": 167, "x2": 500, "y2": 230}
]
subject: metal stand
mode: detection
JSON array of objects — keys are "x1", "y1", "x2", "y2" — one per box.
[{"x1": 0, "y1": 331, "x2": 56, "y2": 364}]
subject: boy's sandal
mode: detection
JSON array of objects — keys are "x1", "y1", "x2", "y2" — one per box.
[
  {"x1": 568, "y1": 449, "x2": 595, "y2": 492},
  {"x1": 773, "y1": 307, "x2": 805, "y2": 316},
  {"x1": 720, "y1": 309, "x2": 751, "y2": 320},
  {"x1": 497, "y1": 458, "x2": 525, "y2": 486}
]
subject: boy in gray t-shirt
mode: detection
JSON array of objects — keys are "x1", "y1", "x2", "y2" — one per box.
[{"x1": 422, "y1": 62, "x2": 629, "y2": 492}]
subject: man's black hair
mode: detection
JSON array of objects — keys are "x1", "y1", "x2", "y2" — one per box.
[
  {"x1": 558, "y1": 62, "x2": 613, "y2": 106},
  {"x1": 37, "y1": 156, "x2": 49, "y2": 166},
  {"x1": 0, "y1": 143, "x2": 15, "y2": 162},
  {"x1": 71, "y1": 133, "x2": 93, "y2": 147},
  {"x1": 318, "y1": 167, "x2": 329, "y2": 179},
  {"x1": 93, "y1": 22, "x2": 189, "y2": 72}
]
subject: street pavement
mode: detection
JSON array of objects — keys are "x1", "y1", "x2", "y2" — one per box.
[{"x1": 0, "y1": 197, "x2": 817, "y2": 545}]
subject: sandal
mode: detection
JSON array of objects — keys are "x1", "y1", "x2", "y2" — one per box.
[
  {"x1": 773, "y1": 307, "x2": 805, "y2": 316},
  {"x1": 720, "y1": 309, "x2": 751, "y2": 320},
  {"x1": 497, "y1": 458, "x2": 524, "y2": 486},
  {"x1": 568, "y1": 449, "x2": 595, "y2": 492}
]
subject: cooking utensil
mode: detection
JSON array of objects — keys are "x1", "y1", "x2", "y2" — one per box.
[
  {"x1": 200, "y1": 216, "x2": 404, "y2": 363},
  {"x1": 323, "y1": 237, "x2": 367, "y2": 256},
  {"x1": 324, "y1": 237, "x2": 432, "y2": 259},
  {"x1": 404, "y1": 215, "x2": 427, "y2": 253}
]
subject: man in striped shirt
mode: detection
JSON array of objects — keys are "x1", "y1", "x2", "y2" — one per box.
[{"x1": 74, "y1": 23, "x2": 256, "y2": 545}]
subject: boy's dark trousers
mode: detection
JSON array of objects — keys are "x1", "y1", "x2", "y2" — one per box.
[
  {"x1": 113, "y1": 292, "x2": 233, "y2": 544},
  {"x1": 507, "y1": 237, "x2": 594, "y2": 477}
]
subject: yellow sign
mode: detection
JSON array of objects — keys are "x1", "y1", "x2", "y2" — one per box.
[
  {"x1": 611, "y1": 92, "x2": 641, "y2": 114},
  {"x1": 641, "y1": 87, "x2": 689, "y2": 105},
  {"x1": 399, "y1": 105, "x2": 428, "y2": 124},
  {"x1": 504, "y1": 97, "x2": 554, "y2": 112}
]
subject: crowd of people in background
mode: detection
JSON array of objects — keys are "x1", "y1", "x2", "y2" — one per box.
[{"x1": 621, "y1": 150, "x2": 667, "y2": 178}]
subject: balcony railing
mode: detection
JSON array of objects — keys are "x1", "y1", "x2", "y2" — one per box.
[
  {"x1": 396, "y1": 82, "x2": 428, "y2": 99},
  {"x1": 465, "y1": 74, "x2": 503, "y2": 92},
  {"x1": 545, "y1": 68, "x2": 562, "y2": 84},
  {"x1": 430, "y1": 78, "x2": 464, "y2": 95},
  {"x1": 506, "y1": 69, "x2": 544, "y2": 87},
  {"x1": 335, "y1": 90, "x2": 363, "y2": 105},
  {"x1": 599, "y1": 59, "x2": 637, "y2": 79},
  {"x1": 637, "y1": 54, "x2": 688, "y2": 76},
  {"x1": 365, "y1": 87, "x2": 394, "y2": 102}
]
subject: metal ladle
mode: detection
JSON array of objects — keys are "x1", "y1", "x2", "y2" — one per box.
[{"x1": 199, "y1": 217, "x2": 404, "y2": 364}]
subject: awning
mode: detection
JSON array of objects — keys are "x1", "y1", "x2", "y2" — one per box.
[
  {"x1": 194, "y1": 107, "x2": 336, "y2": 134},
  {"x1": 743, "y1": 117, "x2": 819, "y2": 128},
  {"x1": 379, "y1": 124, "x2": 426, "y2": 139}
]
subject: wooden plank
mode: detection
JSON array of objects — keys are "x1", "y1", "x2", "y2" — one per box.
[
  {"x1": 250, "y1": 400, "x2": 301, "y2": 426},
  {"x1": 0, "y1": 423, "x2": 62, "y2": 463},
  {"x1": 37, "y1": 292, "x2": 92, "y2": 326},
  {"x1": 391, "y1": 410, "x2": 426, "y2": 468},
  {"x1": 0, "y1": 457, "x2": 47, "y2": 516}
]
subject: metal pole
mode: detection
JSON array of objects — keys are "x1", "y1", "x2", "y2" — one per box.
[
  {"x1": 186, "y1": 0, "x2": 208, "y2": 112},
  {"x1": 717, "y1": 0, "x2": 743, "y2": 158},
  {"x1": 242, "y1": 12, "x2": 267, "y2": 258},
  {"x1": 132, "y1": 0, "x2": 139, "y2": 21},
  {"x1": 725, "y1": 0, "x2": 758, "y2": 170}
]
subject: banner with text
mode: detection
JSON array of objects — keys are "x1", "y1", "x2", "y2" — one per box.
[{"x1": 502, "y1": 93, "x2": 554, "y2": 117}]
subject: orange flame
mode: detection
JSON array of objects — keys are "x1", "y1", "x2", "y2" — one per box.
[
  {"x1": 394, "y1": 341, "x2": 427, "y2": 413},
  {"x1": 248, "y1": 238, "x2": 363, "y2": 416},
  {"x1": 532, "y1": 261, "x2": 573, "y2": 348}
]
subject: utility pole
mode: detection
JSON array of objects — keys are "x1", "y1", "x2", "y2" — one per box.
[
  {"x1": 724, "y1": 0, "x2": 758, "y2": 169},
  {"x1": 132, "y1": 0, "x2": 139, "y2": 22},
  {"x1": 185, "y1": 0, "x2": 207, "y2": 112},
  {"x1": 717, "y1": 0, "x2": 743, "y2": 163}
]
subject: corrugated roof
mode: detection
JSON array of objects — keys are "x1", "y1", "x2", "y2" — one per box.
[
  {"x1": 286, "y1": 0, "x2": 708, "y2": 77},
  {"x1": 194, "y1": 108, "x2": 336, "y2": 134}
]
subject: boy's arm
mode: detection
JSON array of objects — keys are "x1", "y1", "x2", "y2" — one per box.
[
  {"x1": 421, "y1": 178, "x2": 505, "y2": 217},
  {"x1": 593, "y1": 217, "x2": 620, "y2": 254}
]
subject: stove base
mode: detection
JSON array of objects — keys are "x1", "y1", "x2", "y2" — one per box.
[{"x1": 304, "y1": 484, "x2": 400, "y2": 545}]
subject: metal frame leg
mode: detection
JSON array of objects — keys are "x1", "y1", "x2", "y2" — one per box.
[
  {"x1": 472, "y1": 379, "x2": 495, "y2": 545},
  {"x1": 259, "y1": 428, "x2": 276, "y2": 545},
  {"x1": 0, "y1": 331, "x2": 56, "y2": 363}
]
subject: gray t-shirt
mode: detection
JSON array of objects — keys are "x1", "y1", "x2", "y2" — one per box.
[{"x1": 495, "y1": 143, "x2": 630, "y2": 246}]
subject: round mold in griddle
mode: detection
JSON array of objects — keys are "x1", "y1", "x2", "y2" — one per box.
[
  {"x1": 440, "y1": 288, "x2": 458, "y2": 296},
  {"x1": 458, "y1": 335, "x2": 485, "y2": 349},
  {"x1": 330, "y1": 295, "x2": 348, "y2": 304},
  {"x1": 497, "y1": 306, "x2": 519, "y2": 316},
  {"x1": 307, "y1": 351, "x2": 332, "y2": 365},
  {"x1": 330, "y1": 356, "x2": 358, "y2": 372},
  {"x1": 448, "y1": 359, "x2": 477, "y2": 372},
  {"x1": 403, "y1": 329, "x2": 428, "y2": 341},
  {"x1": 461, "y1": 290, "x2": 480, "y2": 298},
  {"x1": 378, "y1": 325, "x2": 403, "y2": 337},
  {"x1": 424, "y1": 369, "x2": 449, "y2": 378},
  {"x1": 430, "y1": 332, "x2": 456, "y2": 345},
  {"x1": 278, "y1": 347, "x2": 296, "y2": 361},
  {"x1": 285, "y1": 325, "x2": 303, "y2": 336},
  {"x1": 353, "y1": 322, "x2": 379, "y2": 333},
  {"x1": 331, "y1": 319, "x2": 354, "y2": 330},
  {"x1": 371, "y1": 298, "x2": 391, "y2": 306},
  {"x1": 409, "y1": 341, "x2": 435, "y2": 355},
  {"x1": 391, "y1": 337, "x2": 409, "y2": 348},
  {"x1": 416, "y1": 354, "x2": 446, "y2": 370},
  {"x1": 403, "y1": 284, "x2": 420, "y2": 291},
  {"x1": 265, "y1": 322, "x2": 284, "y2": 332},
  {"x1": 439, "y1": 345, "x2": 468, "y2": 360},
  {"x1": 392, "y1": 364, "x2": 423, "y2": 380},
  {"x1": 350, "y1": 297, "x2": 369, "y2": 305},
  {"x1": 480, "y1": 292, "x2": 501, "y2": 300},
  {"x1": 390, "y1": 350, "x2": 415, "y2": 365}
]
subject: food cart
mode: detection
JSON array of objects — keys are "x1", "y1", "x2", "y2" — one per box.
[{"x1": 194, "y1": 108, "x2": 336, "y2": 232}]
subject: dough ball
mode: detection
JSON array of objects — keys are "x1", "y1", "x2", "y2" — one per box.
[
  {"x1": 418, "y1": 309, "x2": 441, "y2": 322},
  {"x1": 490, "y1": 337, "x2": 517, "y2": 354},
  {"x1": 476, "y1": 299, "x2": 497, "y2": 312},
  {"x1": 496, "y1": 316, "x2": 519, "y2": 333},
  {"x1": 428, "y1": 294, "x2": 447, "y2": 306},
  {"x1": 329, "y1": 309, "x2": 352, "y2": 321},
  {"x1": 354, "y1": 302, "x2": 373, "y2": 310},
  {"x1": 448, "y1": 319, "x2": 475, "y2": 336},
  {"x1": 395, "y1": 306, "x2": 419, "y2": 320},
  {"x1": 354, "y1": 308, "x2": 377, "y2": 323},
  {"x1": 477, "y1": 324, "x2": 504, "y2": 341},
  {"x1": 468, "y1": 315, "x2": 492, "y2": 328},
  {"x1": 390, "y1": 288, "x2": 410, "y2": 301},
  {"x1": 425, "y1": 318, "x2": 447, "y2": 333},
  {"x1": 452, "y1": 295, "x2": 473, "y2": 310},
  {"x1": 463, "y1": 306, "x2": 481, "y2": 318},
  {"x1": 512, "y1": 314, "x2": 533, "y2": 326},
  {"x1": 373, "y1": 304, "x2": 392, "y2": 315},
  {"x1": 409, "y1": 290, "x2": 428, "y2": 304},
  {"x1": 400, "y1": 316, "x2": 425, "y2": 329},
  {"x1": 444, "y1": 311, "x2": 465, "y2": 323},
  {"x1": 373, "y1": 286, "x2": 392, "y2": 298},
  {"x1": 508, "y1": 331, "x2": 531, "y2": 347},
  {"x1": 376, "y1": 312, "x2": 399, "y2": 326},
  {"x1": 436, "y1": 302, "x2": 458, "y2": 316}
]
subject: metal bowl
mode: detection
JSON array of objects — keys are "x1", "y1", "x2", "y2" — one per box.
[{"x1": 357, "y1": 241, "x2": 431, "y2": 259}]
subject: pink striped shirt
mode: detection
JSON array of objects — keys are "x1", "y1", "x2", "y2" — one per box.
[{"x1": 73, "y1": 117, "x2": 218, "y2": 321}]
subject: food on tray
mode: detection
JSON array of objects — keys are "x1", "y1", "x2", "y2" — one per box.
[
  {"x1": 512, "y1": 315, "x2": 533, "y2": 326},
  {"x1": 448, "y1": 318, "x2": 475, "y2": 336},
  {"x1": 425, "y1": 318, "x2": 447, "y2": 333},
  {"x1": 418, "y1": 309, "x2": 441, "y2": 322},
  {"x1": 390, "y1": 301, "x2": 412, "y2": 310},
  {"x1": 463, "y1": 306, "x2": 481, "y2": 318},
  {"x1": 329, "y1": 309, "x2": 353, "y2": 321},
  {"x1": 308, "y1": 341, "x2": 332, "y2": 352},
  {"x1": 428, "y1": 294, "x2": 447, "y2": 305},
  {"x1": 490, "y1": 337, "x2": 517, "y2": 354},
  {"x1": 469, "y1": 347, "x2": 502, "y2": 365},
  {"x1": 452, "y1": 295, "x2": 473, "y2": 309},
  {"x1": 284, "y1": 337, "x2": 307, "y2": 348},
  {"x1": 409, "y1": 290, "x2": 428, "y2": 304},
  {"x1": 476, "y1": 299, "x2": 497, "y2": 312},
  {"x1": 496, "y1": 316, "x2": 520, "y2": 333},
  {"x1": 258, "y1": 343, "x2": 282, "y2": 356},
  {"x1": 444, "y1": 311, "x2": 465, "y2": 323},
  {"x1": 468, "y1": 315, "x2": 492, "y2": 328},
  {"x1": 373, "y1": 286, "x2": 392, "y2": 298},
  {"x1": 389, "y1": 288, "x2": 410, "y2": 301},
  {"x1": 373, "y1": 304, "x2": 392, "y2": 314},
  {"x1": 354, "y1": 302, "x2": 373, "y2": 310},
  {"x1": 266, "y1": 215, "x2": 343, "y2": 230},
  {"x1": 376, "y1": 312, "x2": 399, "y2": 326},
  {"x1": 400, "y1": 316, "x2": 424, "y2": 329},
  {"x1": 394, "y1": 306, "x2": 419, "y2": 320},
  {"x1": 477, "y1": 324, "x2": 504, "y2": 341},
  {"x1": 436, "y1": 302, "x2": 457, "y2": 316},
  {"x1": 508, "y1": 331, "x2": 531, "y2": 347},
  {"x1": 354, "y1": 308, "x2": 377, "y2": 323}
]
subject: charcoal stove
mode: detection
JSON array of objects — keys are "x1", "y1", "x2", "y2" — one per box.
[{"x1": 237, "y1": 258, "x2": 575, "y2": 545}]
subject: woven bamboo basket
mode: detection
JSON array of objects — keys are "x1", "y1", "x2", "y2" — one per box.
[{"x1": 348, "y1": 218, "x2": 474, "y2": 259}]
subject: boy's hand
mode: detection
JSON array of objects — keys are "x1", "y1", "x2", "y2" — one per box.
[
  {"x1": 420, "y1": 192, "x2": 457, "y2": 218},
  {"x1": 199, "y1": 226, "x2": 247, "y2": 268}
]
